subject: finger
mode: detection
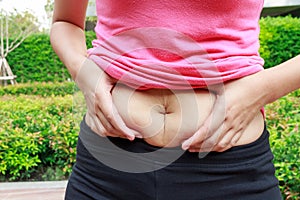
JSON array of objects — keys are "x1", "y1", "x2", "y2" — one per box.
[
  {"x1": 95, "y1": 109, "x2": 123, "y2": 137},
  {"x1": 96, "y1": 108, "x2": 136, "y2": 139},
  {"x1": 85, "y1": 112, "x2": 93, "y2": 128},
  {"x1": 86, "y1": 112, "x2": 105, "y2": 137},
  {"x1": 182, "y1": 94, "x2": 226, "y2": 150},
  {"x1": 182, "y1": 114, "x2": 225, "y2": 150},
  {"x1": 84, "y1": 92, "x2": 97, "y2": 113},
  {"x1": 85, "y1": 86, "x2": 141, "y2": 139},
  {"x1": 214, "y1": 127, "x2": 243, "y2": 151},
  {"x1": 193, "y1": 100, "x2": 238, "y2": 152},
  {"x1": 188, "y1": 119, "x2": 231, "y2": 152},
  {"x1": 95, "y1": 88, "x2": 135, "y2": 141},
  {"x1": 231, "y1": 130, "x2": 243, "y2": 145},
  {"x1": 96, "y1": 107, "x2": 143, "y2": 138},
  {"x1": 181, "y1": 112, "x2": 216, "y2": 150},
  {"x1": 130, "y1": 129, "x2": 143, "y2": 138},
  {"x1": 96, "y1": 100, "x2": 143, "y2": 138},
  {"x1": 85, "y1": 94, "x2": 108, "y2": 137},
  {"x1": 181, "y1": 126, "x2": 209, "y2": 150},
  {"x1": 198, "y1": 117, "x2": 241, "y2": 152},
  {"x1": 188, "y1": 148, "x2": 199, "y2": 153},
  {"x1": 197, "y1": 127, "x2": 223, "y2": 152},
  {"x1": 209, "y1": 112, "x2": 252, "y2": 152}
]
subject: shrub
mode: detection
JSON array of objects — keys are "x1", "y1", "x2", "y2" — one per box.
[
  {"x1": 0, "y1": 82, "x2": 76, "y2": 96},
  {"x1": 0, "y1": 94, "x2": 83, "y2": 181},
  {"x1": 6, "y1": 34, "x2": 69, "y2": 83},
  {"x1": 0, "y1": 87, "x2": 299, "y2": 200},
  {"x1": 266, "y1": 90, "x2": 300, "y2": 200},
  {"x1": 259, "y1": 16, "x2": 300, "y2": 68},
  {"x1": 6, "y1": 31, "x2": 96, "y2": 83},
  {"x1": 4, "y1": 16, "x2": 300, "y2": 83},
  {"x1": 85, "y1": 30, "x2": 97, "y2": 47},
  {"x1": 0, "y1": 128, "x2": 41, "y2": 180}
]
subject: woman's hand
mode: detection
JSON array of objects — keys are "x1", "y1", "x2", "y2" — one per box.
[
  {"x1": 75, "y1": 59, "x2": 142, "y2": 140},
  {"x1": 182, "y1": 71, "x2": 268, "y2": 152}
]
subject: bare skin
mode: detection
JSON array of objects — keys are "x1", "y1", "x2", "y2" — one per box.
[
  {"x1": 111, "y1": 82, "x2": 264, "y2": 148},
  {"x1": 51, "y1": 0, "x2": 300, "y2": 152}
]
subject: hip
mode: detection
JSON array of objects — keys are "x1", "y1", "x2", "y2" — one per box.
[{"x1": 66, "y1": 121, "x2": 281, "y2": 199}]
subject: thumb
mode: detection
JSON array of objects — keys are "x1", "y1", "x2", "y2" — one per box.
[
  {"x1": 181, "y1": 113, "x2": 214, "y2": 150},
  {"x1": 181, "y1": 94, "x2": 226, "y2": 150}
]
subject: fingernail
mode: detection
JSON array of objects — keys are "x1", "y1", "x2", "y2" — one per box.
[
  {"x1": 182, "y1": 146, "x2": 188, "y2": 150},
  {"x1": 232, "y1": 135, "x2": 239, "y2": 144},
  {"x1": 182, "y1": 142, "x2": 190, "y2": 150},
  {"x1": 127, "y1": 135, "x2": 135, "y2": 141}
]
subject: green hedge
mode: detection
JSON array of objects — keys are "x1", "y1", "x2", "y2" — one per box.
[
  {"x1": 266, "y1": 90, "x2": 300, "y2": 199},
  {"x1": 259, "y1": 16, "x2": 300, "y2": 68},
  {"x1": 6, "y1": 34, "x2": 68, "y2": 83},
  {"x1": 0, "y1": 93, "x2": 82, "y2": 181},
  {"x1": 4, "y1": 16, "x2": 300, "y2": 83},
  {"x1": 1, "y1": 16, "x2": 300, "y2": 199},
  {"x1": 0, "y1": 82, "x2": 76, "y2": 96},
  {"x1": 6, "y1": 31, "x2": 96, "y2": 83},
  {"x1": 0, "y1": 82, "x2": 299, "y2": 199}
]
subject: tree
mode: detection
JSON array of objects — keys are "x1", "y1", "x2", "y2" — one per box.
[
  {"x1": 44, "y1": 0, "x2": 54, "y2": 30},
  {"x1": 0, "y1": 10, "x2": 39, "y2": 85}
]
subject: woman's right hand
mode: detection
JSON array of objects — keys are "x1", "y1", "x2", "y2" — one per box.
[
  {"x1": 51, "y1": 1, "x2": 140, "y2": 140},
  {"x1": 75, "y1": 58, "x2": 141, "y2": 140}
]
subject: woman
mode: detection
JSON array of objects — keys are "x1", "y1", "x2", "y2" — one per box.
[{"x1": 50, "y1": 0, "x2": 299, "y2": 199}]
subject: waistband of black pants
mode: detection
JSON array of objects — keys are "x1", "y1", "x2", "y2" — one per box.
[{"x1": 79, "y1": 115, "x2": 271, "y2": 167}]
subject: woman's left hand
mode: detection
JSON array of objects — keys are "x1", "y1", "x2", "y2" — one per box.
[{"x1": 182, "y1": 71, "x2": 268, "y2": 152}]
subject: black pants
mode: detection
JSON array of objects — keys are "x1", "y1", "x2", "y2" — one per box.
[{"x1": 65, "y1": 118, "x2": 282, "y2": 200}]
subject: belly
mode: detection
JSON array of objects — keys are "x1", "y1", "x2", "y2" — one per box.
[{"x1": 111, "y1": 83, "x2": 264, "y2": 147}]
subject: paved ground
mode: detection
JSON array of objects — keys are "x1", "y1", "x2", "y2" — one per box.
[{"x1": 0, "y1": 181, "x2": 67, "y2": 200}]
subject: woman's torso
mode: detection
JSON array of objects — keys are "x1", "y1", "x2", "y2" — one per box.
[{"x1": 91, "y1": 0, "x2": 265, "y2": 148}]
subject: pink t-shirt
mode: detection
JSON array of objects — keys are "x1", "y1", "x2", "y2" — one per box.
[{"x1": 88, "y1": 0, "x2": 265, "y2": 90}]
